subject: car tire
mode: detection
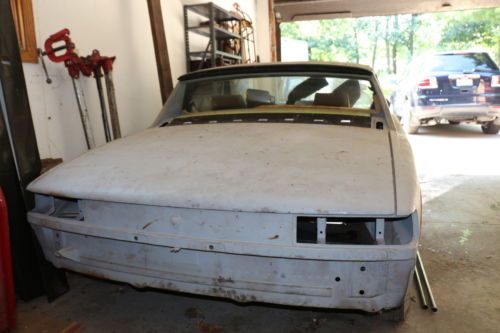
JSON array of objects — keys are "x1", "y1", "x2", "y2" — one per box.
[
  {"x1": 403, "y1": 111, "x2": 419, "y2": 134},
  {"x1": 381, "y1": 277, "x2": 412, "y2": 322},
  {"x1": 448, "y1": 121, "x2": 460, "y2": 125},
  {"x1": 481, "y1": 122, "x2": 500, "y2": 135}
]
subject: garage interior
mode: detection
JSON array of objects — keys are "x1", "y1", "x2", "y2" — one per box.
[{"x1": 1, "y1": 0, "x2": 499, "y2": 332}]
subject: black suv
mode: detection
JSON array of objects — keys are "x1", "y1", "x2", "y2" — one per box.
[{"x1": 391, "y1": 51, "x2": 500, "y2": 134}]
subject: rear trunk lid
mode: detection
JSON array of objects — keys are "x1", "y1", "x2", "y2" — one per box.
[{"x1": 28, "y1": 123, "x2": 396, "y2": 215}]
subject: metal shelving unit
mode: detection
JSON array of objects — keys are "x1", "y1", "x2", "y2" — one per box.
[{"x1": 184, "y1": 2, "x2": 242, "y2": 72}]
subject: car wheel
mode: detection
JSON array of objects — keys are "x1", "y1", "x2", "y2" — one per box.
[
  {"x1": 448, "y1": 121, "x2": 460, "y2": 125},
  {"x1": 402, "y1": 110, "x2": 419, "y2": 134},
  {"x1": 381, "y1": 277, "x2": 412, "y2": 322},
  {"x1": 481, "y1": 122, "x2": 500, "y2": 135}
]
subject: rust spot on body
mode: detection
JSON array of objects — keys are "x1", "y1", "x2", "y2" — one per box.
[
  {"x1": 257, "y1": 207, "x2": 275, "y2": 213},
  {"x1": 196, "y1": 320, "x2": 223, "y2": 333},
  {"x1": 142, "y1": 219, "x2": 158, "y2": 230},
  {"x1": 215, "y1": 276, "x2": 234, "y2": 284},
  {"x1": 184, "y1": 307, "x2": 204, "y2": 319},
  {"x1": 85, "y1": 270, "x2": 108, "y2": 281}
]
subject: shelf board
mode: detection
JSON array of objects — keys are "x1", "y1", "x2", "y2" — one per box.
[
  {"x1": 190, "y1": 50, "x2": 242, "y2": 61},
  {"x1": 188, "y1": 26, "x2": 240, "y2": 40},
  {"x1": 185, "y1": 2, "x2": 240, "y2": 22}
]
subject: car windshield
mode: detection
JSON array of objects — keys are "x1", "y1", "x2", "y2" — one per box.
[
  {"x1": 183, "y1": 75, "x2": 374, "y2": 112},
  {"x1": 152, "y1": 73, "x2": 385, "y2": 128},
  {"x1": 425, "y1": 53, "x2": 499, "y2": 73}
]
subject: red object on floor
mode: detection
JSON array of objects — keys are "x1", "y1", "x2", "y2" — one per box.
[{"x1": 0, "y1": 188, "x2": 16, "y2": 332}]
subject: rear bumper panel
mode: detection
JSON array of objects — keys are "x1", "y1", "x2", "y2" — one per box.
[
  {"x1": 28, "y1": 205, "x2": 418, "y2": 312},
  {"x1": 413, "y1": 104, "x2": 500, "y2": 122}
]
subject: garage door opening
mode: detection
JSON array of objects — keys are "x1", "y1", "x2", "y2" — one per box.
[
  {"x1": 277, "y1": 8, "x2": 500, "y2": 328},
  {"x1": 280, "y1": 8, "x2": 499, "y2": 96},
  {"x1": 278, "y1": 4, "x2": 500, "y2": 218}
]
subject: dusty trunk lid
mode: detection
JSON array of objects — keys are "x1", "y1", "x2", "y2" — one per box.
[{"x1": 28, "y1": 123, "x2": 396, "y2": 215}]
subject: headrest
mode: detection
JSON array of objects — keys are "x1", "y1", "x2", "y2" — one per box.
[
  {"x1": 247, "y1": 89, "x2": 274, "y2": 108},
  {"x1": 314, "y1": 79, "x2": 361, "y2": 107},
  {"x1": 287, "y1": 77, "x2": 329, "y2": 104},
  {"x1": 211, "y1": 95, "x2": 246, "y2": 110}
]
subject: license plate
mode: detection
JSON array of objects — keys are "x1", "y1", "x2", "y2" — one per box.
[{"x1": 456, "y1": 77, "x2": 473, "y2": 86}]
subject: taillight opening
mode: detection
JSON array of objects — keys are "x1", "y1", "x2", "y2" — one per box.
[
  {"x1": 491, "y1": 75, "x2": 500, "y2": 88},
  {"x1": 296, "y1": 215, "x2": 414, "y2": 245},
  {"x1": 418, "y1": 77, "x2": 438, "y2": 89}
]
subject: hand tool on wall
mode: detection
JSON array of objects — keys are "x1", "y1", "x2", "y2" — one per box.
[
  {"x1": 80, "y1": 51, "x2": 111, "y2": 143},
  {"x1": 93, "y1": 62, "x2": 112, "y2": 142},
  {"x1": 80, "y1": 50, "x2": 121, "y2": 141},
  {"x1": 101, "y1": 55, "x2": 121, "y2": 139},
  {"x1": 37, "y1": 49, "x2": 52, "y2": 84},
  {"x1": 39, "y1": 28, "x2": 122, "y2": 147},
  {"x1": 41, "y1": 29, "x2": 96, "y2": 149}
]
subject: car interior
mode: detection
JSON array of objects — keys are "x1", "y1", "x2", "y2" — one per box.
[{"x1": 207, "y1": 78, "x2": 364, "y2": 111}]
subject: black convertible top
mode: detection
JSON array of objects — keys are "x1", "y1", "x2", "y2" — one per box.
[{"x1": 179, "y1": 62, "x2": 374, "y2": 81}]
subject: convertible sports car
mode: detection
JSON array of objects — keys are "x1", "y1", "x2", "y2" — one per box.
[{"x1": 27, "y1": 63, "x2": 421, "y2": 320}]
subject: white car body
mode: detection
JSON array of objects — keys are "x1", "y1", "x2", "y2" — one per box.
[{"x1": 27, "y1": 63, "x2": 421, "y2": 315}]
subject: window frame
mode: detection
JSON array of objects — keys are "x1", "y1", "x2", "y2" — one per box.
[{"x1": 10, "y1": 0, "x2": 38, "y2": 63}]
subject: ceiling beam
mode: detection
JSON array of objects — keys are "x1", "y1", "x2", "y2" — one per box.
[{"x1": 274, "y1": 0, "x2": 500, "y2": 21}]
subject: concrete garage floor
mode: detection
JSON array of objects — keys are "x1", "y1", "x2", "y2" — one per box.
[{"x1": 14, "y1": 124, "x2": 500, "y2": 333}]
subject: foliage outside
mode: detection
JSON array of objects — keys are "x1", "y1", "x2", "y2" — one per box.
[{"x1": 280, "y1": 8, "x2": 500, "y2": 93}]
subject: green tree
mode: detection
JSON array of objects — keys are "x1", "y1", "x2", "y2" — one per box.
[
  {"x1": 440, "y1": 8, "x2": 500, "y2": 62},
  {"x1": 280, "y1": 8, "x2": 499, "y2": 78}
]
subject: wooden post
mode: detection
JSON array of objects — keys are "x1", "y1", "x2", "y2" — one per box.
[
  {"x1": 268, "y1": 0, "x2": 277, "y2": 62},
  {"x1": 147, "y1": 0, "x2": 174, "y2": 104},
  {"x1": 275, "y1": 21, "x2": 281, "y2": 62}
]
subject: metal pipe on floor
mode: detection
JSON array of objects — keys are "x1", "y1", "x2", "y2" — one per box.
[
  {"x1": 414, "y1": 264, "x2": 429, "y2": 309},
  {"x1": 417, "y1": 251, "x2": 438, "y2": 312}
]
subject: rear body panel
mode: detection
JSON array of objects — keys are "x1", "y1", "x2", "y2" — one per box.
[
  {"x1": 26, "y1": 123, "x2": 420, "y2": 313},
  {"x1": 26, "y1": 62, "x2": 421, "y2": 313},
  {"x1": 29, "y1": 199, "x2": 418, "y2": 312}
]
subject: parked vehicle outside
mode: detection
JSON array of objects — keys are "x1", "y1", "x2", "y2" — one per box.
[
  {"x1": 27, "y1": 62, "x2": 421, "y2": 321},
  {"x1": 391, "y1": 51, "x2": 500, "y2": 134}
]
